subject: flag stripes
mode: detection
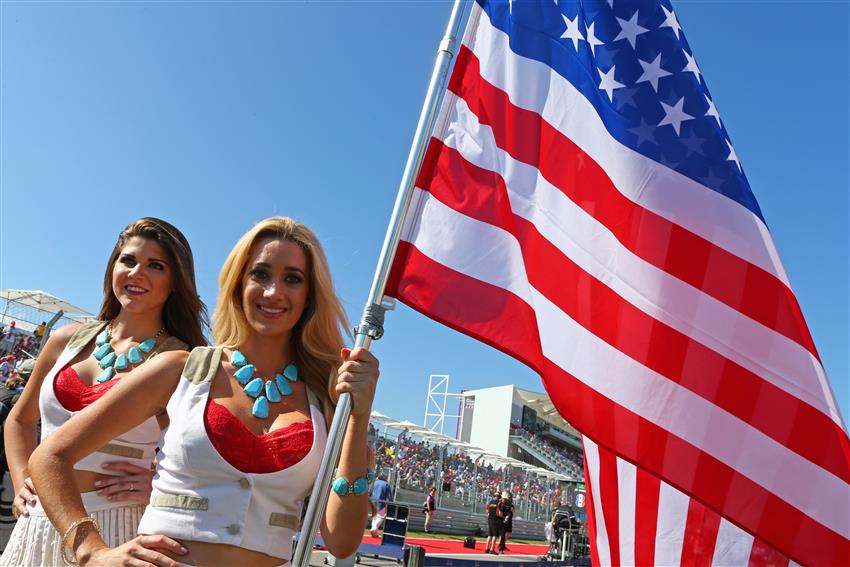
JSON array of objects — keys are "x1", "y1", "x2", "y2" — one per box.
[
  {"x1": 421, "y1": 136, "x2": 850, "y2": 484},
  {"x1": 583, "y1": 437, "x2": 800, "y2": 567}
]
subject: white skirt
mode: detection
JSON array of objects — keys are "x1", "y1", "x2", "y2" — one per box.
[{"x1": 0, "y1": 490, "x2": 144, "y2": 567}]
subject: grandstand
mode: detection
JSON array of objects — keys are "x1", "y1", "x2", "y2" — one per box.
[
  {"x1": 458, "y1": 385, "x2": 585, "y2": 481},
  {"x1": 369, "y1": 385, "x2": 589, "y2": 539}
]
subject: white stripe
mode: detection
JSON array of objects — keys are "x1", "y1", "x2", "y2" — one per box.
[
  {"x1": 616, "y1": 458, "x2": 637, "y2": 567},
  {"x1": 582, "y1": 439, "x2": 612, "y2": 567},
  {"x1": 399, "y1": 190, "x2": 850, "y2": 538},
  {"x1": 654, "y1": 482, "x2": 690, "y2": 566},
  {"x1": 433, "y1": 91, "x2": 838, "y2": 426},
  {"x1": 464, "y1": 3, "x2": 790, "y2": 287},
  {"x1": 711, "y1": 518, "x2": 755, "y2": 566}
]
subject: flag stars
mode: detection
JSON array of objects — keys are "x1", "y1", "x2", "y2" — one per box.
[
  {"x1": 680, "y1": 129, "x2": 704, "y2": 156},
  {"x1": 726, "y1": 139, "x2": 742, "y2": 172},
  {"x1": 704, "y1": 94, "x2": 721, "y2": 127},
  {"x1": 561, "y1": 14, "x2": 585, "y2": 50},
  {"x1": 660, "y1": 5, "x2": 682, "y2": 39},
  {"x1": 637, "y1": 54, "x2": 672, "y2": 92},
  {"x1": 658, "y1": 97, "x2": 694, "y2": 135},
  {"x1": 585, "y1": 22, "x2": 604, "y2": 56},
  {"x1": 629, "y1": 117, "x2": 656, "y2": 147},
  {"x1": 614, "y1": 12, "x2": 649, "y2": 49},
  {"x1": 682, "y1": 49, "x2": 702, "y2": 83},
  {"x1": 598, "y1": 66, "x2": 625, "y2": 102}
]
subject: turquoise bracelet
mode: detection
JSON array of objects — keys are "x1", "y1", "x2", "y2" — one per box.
[{"x1": 332, "y1": 475, "x2": 369, "y2": 496}]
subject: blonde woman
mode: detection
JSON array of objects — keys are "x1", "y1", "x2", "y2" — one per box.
[
  {"x1": 30, "y1": 217, "x2": 378, "y2": 566},
  {"x1": 1, "y1": 218, "x2": 207, "y2": 566}
]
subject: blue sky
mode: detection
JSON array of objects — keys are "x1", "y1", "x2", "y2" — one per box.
[{"x1": 1, "y1": 1, "x2": 847, "y2": 430}]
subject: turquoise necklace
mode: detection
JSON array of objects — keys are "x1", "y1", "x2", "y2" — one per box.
[
  {"x1": 230, "y1": 349, "x2": 298, "y2": 419},
  {"x1": 92, "y1": 325, "x2": 165, "y2": 383}
]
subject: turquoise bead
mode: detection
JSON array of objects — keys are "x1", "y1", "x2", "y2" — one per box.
[
  {"x1": 265, "y1": 380, "x2": 282, "y2": 403},
  {"x1": 252, "y1": 396, "x2": 270, "y2": 419},
  {"x1": 231, "y1": 350, "x2": 247, "y2": 367},
  {"x1": 96, "y1": 367, "x2": 115, "y2": 383},
  {"x1": 234, "y1": 364, "x2": 255, "y2": 385},
  {"x1": 94, "y1": 343, "x2": 112, "y2": 360},
  {"x1": 95, "y1": 329, "x2": 110, "y2": 346},
  {"x1": 283, "y1": 363, "x2": 298, "y2": 381},
  {"x1": 352, "y1": 477, "x2": 369, "y2": 496},
  {"x1": 244, "y1": 377, "x2": 264, "y2": 398},
  {"x1": 115, "y1": 354, "x2": 129, "y2": 370},
  {"x1": 275, "y1": 374, "x2": 293, "y2": 396},
  {"x1": 332, "y1": 477, "x2": 350, "y2": 496},
  {"x1": 99, "y1": 352, "x2": 117, "y2": 369},
  {"x1": 139, "y1": 338, "x2": 157, "y2": 353},
  {"x1": 128, "y1": 346, "x2": 143, "y2": 364}
]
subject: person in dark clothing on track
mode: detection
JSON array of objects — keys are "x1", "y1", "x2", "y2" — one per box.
[
  {"x1": 485, "y1": 491, "x2": 503, "y2": 554},
  {"x1": 498, "y1": 491, "x2": 514, "y2": 552}
]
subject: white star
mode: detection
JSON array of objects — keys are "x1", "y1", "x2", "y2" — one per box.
[
  {"x1": 606, "y1": 0, "x2": 614, "y2": 8},
  {"x1": 614, "y1": 12, "x2": 649, "y2": 49},
  {"x1": 561, "y1": 14, "x2": 585, "y2": 51},
  {"x1": 636, "y1": 54, "x2": 672, "y2": 92},
  {"x1": 658, "y1": 97, "x2": 694, "y2": 135},
  {"x1": 704, "y1": 94, "x2": 721, "y2": 127},
  {"x1": 597, "y1": 66, "x2": 625, "y2": 102},
  {"x1": 660, "y1": 6, "x2": 682, "y2": 39},
  {"x1": 726, "y1": 139, "x2": 742, "y2": 172},
  {"x1": 585, "y1": 22, "x2": 604, "y2": 56},
  {"x1": 682, "y1": 49, "x2": 702, "y2": 83}
]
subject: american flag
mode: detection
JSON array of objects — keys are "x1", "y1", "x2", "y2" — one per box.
[{"x1": 385, "y1": 0, "x2": 849, "y2": 564}]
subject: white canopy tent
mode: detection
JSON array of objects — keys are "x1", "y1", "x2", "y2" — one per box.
[{"x1": 0, "y1": 289, "x2": 94, "y2": 334}]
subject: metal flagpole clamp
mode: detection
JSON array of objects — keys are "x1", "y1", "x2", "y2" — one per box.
[{"x1": 352, "y1": 298, "x2": 396, "y2": 341}]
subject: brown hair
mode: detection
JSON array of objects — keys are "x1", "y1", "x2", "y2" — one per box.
[
  {"x1": 97, "y1": 217, "x2": 208, "y2": 348},
  {"x1": 212, "y1": 216, "x2": 349, "y2": 415}
]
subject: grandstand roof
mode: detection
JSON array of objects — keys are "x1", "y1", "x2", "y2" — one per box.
[{"x1": 515, "y1": 387, "x2": 582, "y2": 438}]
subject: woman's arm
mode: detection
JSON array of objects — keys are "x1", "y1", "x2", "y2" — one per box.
[
  {"x1": 29, "y1": 350, "x2": 189, "y2": 566},
  {"x1": 4, "y1": 324, "x2": 77, "y2": 516},
  {"x1": 320, "y1": 347, "x2": 379, "y2": 559}
]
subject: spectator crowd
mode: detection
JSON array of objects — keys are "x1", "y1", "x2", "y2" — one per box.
[{"x1": 372, "y1": 424, "x2": 584, "y2": 520}]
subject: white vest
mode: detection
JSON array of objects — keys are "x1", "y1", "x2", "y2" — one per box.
[
  {"x1": 39, "y1": 320, "x2": 187, "y2": 475},
  {"x1": 137, "y1": 347, "x2": 327, "y2": 561}
]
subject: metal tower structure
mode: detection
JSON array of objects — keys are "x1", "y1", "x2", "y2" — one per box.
[{"x1": 423, "y1": 374, "x2": 463, "y2": 436}]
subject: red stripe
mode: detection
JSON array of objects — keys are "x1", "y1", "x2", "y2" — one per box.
[
  {"x1": 748, "y1": 539, "x2": 790, "y2": 567},
  {"x1": 634, "y1": 467, "x2": 660, "y2": 567},
  {"x1": 447, "y1": 45, "x2": 819, "y2": 361},
  {"x1": 680, "y1": 498, "x2": 722, "y2": 567},
  {"x1": 415, "y1": 138, "x2": 850, "y2": 483},
  {"x1": 385, "y1": 244, "x2": 849, "y2": 565},
  {"x1": 583, "y1": 454, "x2": 601, "y2": 567},
  {"x1": 598, "y1": 446, "x2": 621, "y2": 566}
]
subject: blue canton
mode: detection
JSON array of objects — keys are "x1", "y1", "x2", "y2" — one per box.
[{"x1": 480, "y1": 0, "x2": 762, "y2": 222}]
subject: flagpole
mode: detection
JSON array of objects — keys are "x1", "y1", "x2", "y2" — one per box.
[{"x1": 292, "y1": 1, "x2": 467, "y2": 563}]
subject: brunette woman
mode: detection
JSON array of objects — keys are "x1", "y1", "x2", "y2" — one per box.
[
  {"x1": 1, "y1": 218, "x2": 207, "y2": 566},
  {"x1": 31, "y1": 217, "x2": 378, "y2": 566}
]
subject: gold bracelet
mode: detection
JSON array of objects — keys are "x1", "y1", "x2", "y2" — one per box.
[{"x1": 60, "y1": 516, "x2": 101, "y2": 566}]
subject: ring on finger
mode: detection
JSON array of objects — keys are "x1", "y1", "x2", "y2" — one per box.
[{"x1": 129, "y1": 482, "x2": 136, "y2": 492}]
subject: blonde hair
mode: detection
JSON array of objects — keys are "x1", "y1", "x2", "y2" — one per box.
[{"x1": 212, "y1": 217, "x2": 349, "y2": 414}]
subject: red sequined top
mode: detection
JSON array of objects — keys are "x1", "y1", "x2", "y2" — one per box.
[
  {"x1": 203, "y1": 398, "x2": 314, "y2": 474},
  {"x1": 54, "y1": 366, "x2": 119, "y2": 411}
]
